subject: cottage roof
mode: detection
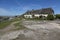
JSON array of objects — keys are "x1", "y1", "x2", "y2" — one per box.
[{"x1": 24, "y1": 8, "x2": 54, "y2": 15}]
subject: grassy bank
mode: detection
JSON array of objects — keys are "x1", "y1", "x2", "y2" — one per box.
[
  {"x1": 14, "y1": 21, "x2": 27, "y2": 30},
  {"x1": 0, "y1": 20, "x2": 12, "y2": 29},
  {"x1": 0, "y1": 18, "x2": 22, "y2": 29}
]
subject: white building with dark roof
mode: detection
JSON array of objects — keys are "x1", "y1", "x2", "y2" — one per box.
[{"x1": 23, "y1": 8, "x2": 54, "y2": 18}]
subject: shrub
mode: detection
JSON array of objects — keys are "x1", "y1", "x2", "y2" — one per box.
[
  {"x1": 55, "y1": 14, "x2": 60, "y2": 19},
  {"x1": 47, "y1": 14, "x2": 54, "y2": 20}
]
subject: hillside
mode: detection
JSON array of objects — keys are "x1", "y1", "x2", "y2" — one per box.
[{"x1": 0, "y1": 16, "x2": 9, "y2": 22}]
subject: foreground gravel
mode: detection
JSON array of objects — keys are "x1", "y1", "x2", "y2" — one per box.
[{"x1": 0, "y1": 20, "x2": 60, "y2": 40}]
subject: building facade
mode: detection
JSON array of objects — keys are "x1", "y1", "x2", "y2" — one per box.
[{"x1": 23, "y1": 8, "x2": 54, "y2": 18}]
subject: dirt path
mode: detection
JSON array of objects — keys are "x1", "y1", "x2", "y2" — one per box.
[
  {"x1": 0, "y1": 21, "x2": 60, "y2": 40},
  {"x1": 0, "y1": 21, "x2": 20, "y2": 34},
  {"x1": 22, "y1": 21, "x2": 60, "y2": 30},
  {"x1": 0, "y1": 21, "x2": 23, "y2": 40}
]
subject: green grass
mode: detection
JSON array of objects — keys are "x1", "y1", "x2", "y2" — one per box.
[
  {"x1": 24, "y1": 18, "x2": 47, "y2": 21},
  {"x1": 0, "y1": 18, "x2": 22, "y2": 29},
  {"x1": 14, "y1": 22, "x2": 27, "y2": 30},
  {"x1": 0, "y1": 20, "x2": 12, "y2": 29},
  {"x1": 11, "y1": 18, "x2": 22, "y2": 22}
]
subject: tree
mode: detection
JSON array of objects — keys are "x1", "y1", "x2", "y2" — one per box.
[{"x1": 47, "y1": 14, "x2": 54, "y2": 20}]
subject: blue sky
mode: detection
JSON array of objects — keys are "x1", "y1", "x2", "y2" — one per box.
[{"x1": 0, "y1": 0, "x2": 60, "y2": 16}]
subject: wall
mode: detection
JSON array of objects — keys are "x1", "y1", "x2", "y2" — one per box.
[{"x1": 24, "y1": 15, "x2": 32, "y2": 18}]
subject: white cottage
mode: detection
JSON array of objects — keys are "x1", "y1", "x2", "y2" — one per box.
[{"x1": 23, "y1": 8, "x2": 54, "y2": 18}]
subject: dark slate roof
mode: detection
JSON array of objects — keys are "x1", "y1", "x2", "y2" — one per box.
[{"x1": 24, "y1": 8, "x2": 54, "y2": 15}]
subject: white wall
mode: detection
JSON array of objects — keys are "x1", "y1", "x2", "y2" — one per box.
[
  {"x1": 34, "y1": 14, "x2": 40, "y2": 17},
  {"x1": 24, "y1": 14, "x2": 48, "y2": 18},
  {"x1": 34, "y1": 14, "x2": 48, "y2": 17},
  {"x1": 24, "y1": 15, "x2": 32, "y2": 18},
  {"x1": 42, "y1": 14, "x2": 48, "y2": 17}
]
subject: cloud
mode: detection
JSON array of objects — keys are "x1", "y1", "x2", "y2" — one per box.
[
  {"x1": 0, "y1": 4, "x2": 42, "y2": 16},
  {"x1": 22, "y1": 4, "x2": 42, "y2": 11},
  {"x1": 0, "y1": 8, "x2": 9, "y2": 14},
  {"x1": 0, "y1": 8, "x2": 10, "y2": 14},
  {"x1": 0, "y1": 8, "x2": 16, "y2": 16}
]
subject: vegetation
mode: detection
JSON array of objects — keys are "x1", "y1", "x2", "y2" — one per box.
[
  {"x1": 47, "y1": 14, "x2": 54, "y2": 20},
  {"x1": 11, "y1": 18, "x2": 21, "y2": 22},
  {"x1": 14, "y1": 21, "x2": 27, "y2": 30},
  {"x1": 0, "y1": 20, "x2": 12, "y2": 29},
  {"x1": 0, "y1": 17, "x2": 22, "y2": 29},
  {"x1": 0, "y1": 16, "x2": 9, "y2": 20},
  {"x1": 55, "y1": 14, "x2": 60, "y2": 19}
]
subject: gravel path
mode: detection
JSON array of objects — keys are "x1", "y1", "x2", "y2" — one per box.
[
  {"x1": 22, "y1": 21, "x2": 60, "y2": 30},
  {"x1": 0, "y1": 20, "x2": 60, "y2": 40}
]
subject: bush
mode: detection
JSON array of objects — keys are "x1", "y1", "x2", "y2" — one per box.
[
  {"x1": 55, "y1": 14, "x2": 60, "y2": 19},
  {"x1": 47, "y1": 14, "x2": 54, "y2": 20}
]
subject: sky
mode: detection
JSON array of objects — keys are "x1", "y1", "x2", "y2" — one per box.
[{"x1": 0, "y1": 0, "x2": 60, "y2": 16}]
